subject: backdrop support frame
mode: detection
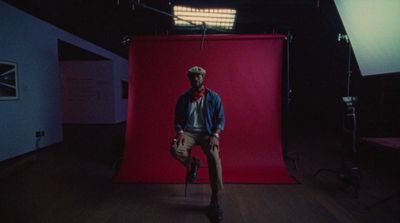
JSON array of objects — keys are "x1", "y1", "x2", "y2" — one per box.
[{"x1": 282, "y1": 31, "x2": 299, "y2": 170}]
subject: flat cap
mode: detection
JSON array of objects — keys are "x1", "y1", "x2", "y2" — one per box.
[{"x1": 187, "y1": 66, "x2": 206, "y2": 75}]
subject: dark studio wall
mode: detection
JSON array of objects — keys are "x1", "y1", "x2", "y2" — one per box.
[{"x1": 284, "y1": 1, "x2": 350, "y2": 133}]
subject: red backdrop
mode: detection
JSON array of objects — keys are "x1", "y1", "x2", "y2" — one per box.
[{"x1": 116, "y1": 35, "x2": 295, "y2": 184}]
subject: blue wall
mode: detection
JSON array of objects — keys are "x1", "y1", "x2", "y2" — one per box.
[{"x1": 0, "y1": 1, "x2": 128, "y2": 161}]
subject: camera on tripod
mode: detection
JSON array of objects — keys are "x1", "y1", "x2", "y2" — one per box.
[
  {"x1": 342, "y1": 96, "x2": 357, "y2": 156},
  {"x1": 313, "y1": 96, "x2": 362, "y2": 198}
]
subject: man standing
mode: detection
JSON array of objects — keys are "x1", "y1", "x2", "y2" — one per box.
[{"x1": 170, "y1": 66, "x2": 225, "y2": 221}]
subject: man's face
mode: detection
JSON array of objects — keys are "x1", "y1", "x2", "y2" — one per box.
[{"x1": 188, "y1": 73, "x2": 204, "y2": 90}]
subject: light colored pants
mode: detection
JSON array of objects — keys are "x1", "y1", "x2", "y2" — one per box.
[{"x1": 170, "y1": 132, "x2": 223, "y2": 192}]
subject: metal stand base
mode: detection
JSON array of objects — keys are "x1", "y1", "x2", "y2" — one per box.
[{"x1": 313, "y1": 165, "x2": 361, "y2": 198}]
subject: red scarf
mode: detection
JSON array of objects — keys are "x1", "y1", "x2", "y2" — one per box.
[{"x1": 192, "y1": 87, "x2": 206, "y2": 101}]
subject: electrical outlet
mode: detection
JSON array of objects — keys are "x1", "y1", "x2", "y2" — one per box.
[{"x1": 36, "y1": 130, "x2": 45, "y2": 137}]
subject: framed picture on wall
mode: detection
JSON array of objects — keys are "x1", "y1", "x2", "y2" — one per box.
[{"x1": 0, "y1": 60, "x2": 18, "y2": 100}]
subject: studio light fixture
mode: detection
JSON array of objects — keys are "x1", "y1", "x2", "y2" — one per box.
[{"x1": 173, "y1": 6, "x2": 236, "y2": 30}]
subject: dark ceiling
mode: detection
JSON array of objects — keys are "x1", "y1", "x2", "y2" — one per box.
[{"x1": 3, "y1": 0, "x2": 342, "y2": 59}]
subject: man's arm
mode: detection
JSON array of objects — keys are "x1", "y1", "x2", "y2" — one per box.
[
  {"x1": 175, "y1": 95, "x2": 186, "y2": 133},
  {"x1": 209, "y1": 95, "x2": 225, "y2": 150},
  {"x1": 174, "y1": 95, "x2": 187, "y2": 146},
  {"x1": 213, "y1": 95, "x2": 225, "y2": 133}
]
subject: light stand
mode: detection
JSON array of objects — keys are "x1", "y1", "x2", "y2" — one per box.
[
  {"x1": 313, "y1": 34, "x2": 361, "y2": 198},
  {"x1": 283, "y1": 31, "x2": 299, "y2": 170}
]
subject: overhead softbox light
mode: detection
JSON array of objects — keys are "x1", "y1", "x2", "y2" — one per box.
[
  {"x1": 334, "y1": 0, "x2": 400, "y2": 76},
  {"x1": 173, "y1": 6, "x2": 236, "y2": 30}
]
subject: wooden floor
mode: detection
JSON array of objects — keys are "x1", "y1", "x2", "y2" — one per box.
[{"x1": 1, "y1": 125, "x2": 399, "y2": 223}]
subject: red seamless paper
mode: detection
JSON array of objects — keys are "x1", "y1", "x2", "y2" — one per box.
[{"x1": 116, "y1": 35, "x2": 295, "y2": 184}]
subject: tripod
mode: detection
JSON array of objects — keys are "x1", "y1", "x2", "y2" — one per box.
[
  {"x1": 313, "y1": 34, "x2": 361, "y2": 198},
  {"x1": 313, "y1": 97, "x2": 361, "y2": 198}
]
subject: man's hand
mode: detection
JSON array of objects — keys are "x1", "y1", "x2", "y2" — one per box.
[
  {"x1": 175, "y1": 132, "x2": 185, "y2": 147},
  {"x1": 209, "y1": 135, "x2": 219, "y2": 152}
]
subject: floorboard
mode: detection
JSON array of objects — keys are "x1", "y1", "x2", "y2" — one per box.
[{"x1": 1, "y1": 125, "x2": 399, "y2": 223}]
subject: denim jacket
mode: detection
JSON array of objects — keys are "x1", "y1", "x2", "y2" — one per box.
[{"x1": 175, "y1": 88, "x2": 225, "y2": 134}]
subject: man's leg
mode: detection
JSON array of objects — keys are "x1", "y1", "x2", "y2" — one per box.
[
  {"x1": 200, "y1": 135, "x2": 223, "y2": 221},
  {"x1": 170, "y1": 132, "x2": 196, "y2": 167},
  {"x1": 170, "y1": 132, "x2": 201, "y2": 183}
]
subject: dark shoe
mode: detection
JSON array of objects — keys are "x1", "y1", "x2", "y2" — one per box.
[
  {"x1": 208, "y1": 196, "x2": 223, "y2": 222},
  {"x1": 187, "y1": 157, "x2": 201, "y2": 183}
]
